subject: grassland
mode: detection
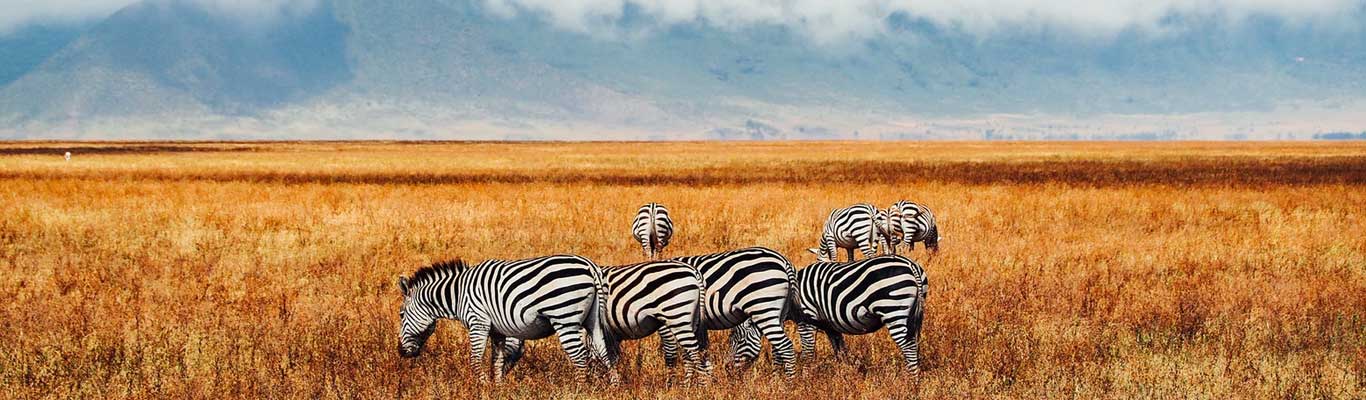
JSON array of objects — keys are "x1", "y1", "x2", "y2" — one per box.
[{"x1": 1, "y1": 141, "x2": 1363, "y2": 399}]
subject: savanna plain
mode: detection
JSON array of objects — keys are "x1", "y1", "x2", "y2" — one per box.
[{"x1": 1, "y1": 141, "x2": 1363, "y2": 399}]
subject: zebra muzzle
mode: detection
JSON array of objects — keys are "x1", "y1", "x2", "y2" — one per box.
[{"x1": 398, "y1": 345, "x2": 421, "y2": 358}]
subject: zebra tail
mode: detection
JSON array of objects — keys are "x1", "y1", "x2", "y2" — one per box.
[
  {"x1": 779, "y1": 253, "x2": 799, "y2": 322},
  {"x1": 867, "y1": 217, "x2": 879, "y2": 256},
  {"x1": 649, "y1": 205, "x2": 659, "y2": 255},
  {"x1": 691, "y1": 266, "x2": 707, "y2": 339},
  {"x1": 585, "y1": 264, "x2": 613, "y2": 366}
]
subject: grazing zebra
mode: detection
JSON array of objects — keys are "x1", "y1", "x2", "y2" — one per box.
[
  {"x1": 396, "y1": 255, "x2": 610, "y2": 384},
  {"x1": 667, "y1": 247, "x2": 798, "y2": 378},
  {"x1": 813, "y1": 203, "x2": 882, "y2": 262},
  {"x1": 486, "y1": 260, "x2": 711, "y2": 385},
  {"x1": 632, "y1": 203, "x2": 674, "y2": 260},
  {"x1": 601, "y1": 260, "x2": 711, "y2": 384},
  {"x1": 890, "y1": 201, "x2": 940, "y2": 254},
  {"x1": 730, "y1": 255, "x2": 929, "y2": 372}
]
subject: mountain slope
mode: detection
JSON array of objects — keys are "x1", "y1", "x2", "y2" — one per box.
[
  {"x1": 1, "y1": 0, "x2": 1364, "y2": 139},
  {"x1": 0, "y1": 23, "x2": 89, "y2": 88}
]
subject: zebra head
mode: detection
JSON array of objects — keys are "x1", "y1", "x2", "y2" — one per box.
[{"x1": 396, "y1": 273, "x2": 441, "y2": 358}]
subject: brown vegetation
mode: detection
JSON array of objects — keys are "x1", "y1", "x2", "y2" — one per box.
[{"x1": 1, "y1": 141, "x2": 1363, "y2": 398}]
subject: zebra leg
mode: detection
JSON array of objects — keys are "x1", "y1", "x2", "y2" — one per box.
[
  {"x1": 497, "y1": 338, "x2": 525, "y2": 382},
  {"x1": 656, "y1": 327, "x2": 683, "y2": 386},
  {"x1": 693, "y1": 325, "x2": 713, "y2": 382},
  {"x1": 820, "y1": 235, "x2": 836, "y2": 262},
  {"x1": 659, "y1": 333, "x2": 680, "y2": 369},
  {"x1": 550, "y1": 322, "x2": 594, "y2": 384},
  {"x1": 824, "y1": 328, "x2": 848, "y2": 361},
  {"x1": 797, "y1": 322, "x2": 817, "y2": 360},
  {"x1": 846, "y1": 248, "x2": 855, "y2": 262},
  {"x1": 882, "y1": 312, "x2": 923, "y2": 373},
  {"x1": 665, "y1": 318, "x2": 709, "y2": 386},
  {"x1": 750, "y1": 308, "x2": 796, "y2": 378},
  {"x1": 489, "y1": 332, "x2": 508, "y2": 384},
  {"x1": 467, "y1": 323, "x2": 492, "y2": 383},
  {"x1": 601, "y1": 333, "x2": 623, "y2": 385}
]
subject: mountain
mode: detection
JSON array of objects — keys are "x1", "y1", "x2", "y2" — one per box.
[
  {"x1": 1, "y1": 0, "x2": 1365, "y2": 139},
  {"x1": 0, "y1": 23, "x2": 88, "y2": 88}
]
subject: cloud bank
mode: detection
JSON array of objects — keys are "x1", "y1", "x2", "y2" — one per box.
[
  {"x1": 482, "y1": 0, "x2": 1365, "y2": 42},
  {"x1": 2, "y1": 0, "x2": 1361, "y2": 39}
]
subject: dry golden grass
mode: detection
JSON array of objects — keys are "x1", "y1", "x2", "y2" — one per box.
[{"x1": 1, "y1": 141, "x2": 1363, "y2": 399}]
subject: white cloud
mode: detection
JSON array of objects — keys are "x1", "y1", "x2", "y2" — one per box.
[
  {"x1": 481, "y1": 0, "x2": 1364, "y2": 42},
  {"x1": 0, "y1": 0, "x2": 132, "y2": 33},
  {"x1": 2, "y1": 0, "x2": 1359, "y2": 39},
  {"x1": 0, "y1": 0, "x2": 318, "y2": 34}
]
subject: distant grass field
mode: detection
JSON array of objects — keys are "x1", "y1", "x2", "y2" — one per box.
[{"x1": 1, "y1": 141, "x2": 1363, "y2": 399}]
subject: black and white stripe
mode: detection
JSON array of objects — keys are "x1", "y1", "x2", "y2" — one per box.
[
  {"x1": 396, "y1": 255, "x2": 610, "y2": 383},
  {"x1": 876, "y1": 208, "x2": 900, "y2": 255},
  {"x1": 731, "y1": 255, "x2": 929, "y2": 372},
  {"x1": 632, "y1": 203, "x2": 674, "y2": 260},
  {"x1": 596, "y1": 260, "x2": 711, "y2": 384},
  {"x1": 668, "y1": 247, "x2": 798, "y2": 377},
  {"x1": 813, "y1": 203, "x2": 881, "y2": 262},
  {"x1": 891, "y1": 201, "x2": 939, "y2": 253}
]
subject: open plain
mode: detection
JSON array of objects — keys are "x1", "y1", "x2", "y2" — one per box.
[{"x1": 1, "y1": 141, "x2": 1363, "y2": 398}]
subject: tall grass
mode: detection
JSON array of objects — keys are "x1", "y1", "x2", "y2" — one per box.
[{"x1": 0, "y1": 142, "x2": 1362, "y2": 398}]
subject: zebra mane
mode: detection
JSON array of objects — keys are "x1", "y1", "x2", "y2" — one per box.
[{"x1": 407, "y1": 259, "x2": 467, "y2": 286}]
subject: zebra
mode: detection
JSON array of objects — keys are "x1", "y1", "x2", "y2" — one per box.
[
  {"x1": 876, "y1": 208, "x2": 901, "y2": 255},
  {"x1": 730, "y1": 255, "x2": 929, "y2": 373},
  {"x1": 890, "y1": 201, "x2": 940, "y2": 254},
  {"x1": 632, "y1": 203, "x2": 674, "y2": 260},
  {"x1": 601, "y1": 260, "x2": 711, "y2": 385},
  {"x1": 812, "y1": 203, "x2": 882, "y2": 262},
  {"x1": 666, "y1": 247, "x2": 799, "y2": 378},
  {"x1": 396, "y1": 255, "x2": 610, "y2": 384},
  {"x1": 483, "y1": 260, "x2": 711, "y2": 385}
]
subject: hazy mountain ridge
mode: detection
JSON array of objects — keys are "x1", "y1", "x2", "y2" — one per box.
[{"x1": 1, "y1": 0, "x2": 1364, "y2": 139}]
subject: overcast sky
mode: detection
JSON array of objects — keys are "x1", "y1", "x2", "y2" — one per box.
[{"x1": 1, "y1": 0, "x2": 1361, "y2": 39}]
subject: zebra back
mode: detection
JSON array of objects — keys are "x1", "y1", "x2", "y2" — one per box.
[
  {"x1": 894, "y1": 200, "x2": 939, "y2": 248},
  {"x1": 819, "y1": 203, "x2": 881, "y2": 260},
  {"x1": 632, "y1": 203, "x2": 674, "y2": 258},
  {"x1": 796, "y1": 255, "x2": 926, "y2": 331},
  {"x1": 671, "y1": 246, "x2": 794, "y2": 329}
]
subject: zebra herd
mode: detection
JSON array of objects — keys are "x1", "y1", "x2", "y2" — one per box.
[
  {"x1": 395, "y1": 201, "x2": 939, "y2": 385},
  {"x1": 815, "y1": 202, "x2": 939, "y2": 262}
]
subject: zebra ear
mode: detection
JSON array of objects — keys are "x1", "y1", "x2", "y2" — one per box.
[{"x1": 398, "y1": 277, "x2": 410, "y2": 295}]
